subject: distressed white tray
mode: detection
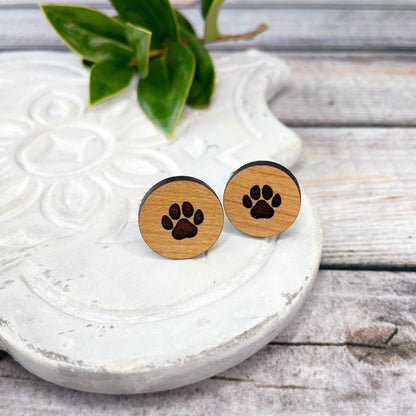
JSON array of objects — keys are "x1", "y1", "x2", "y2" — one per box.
[{"x1": 0, "y1": 50, "x2": 322, "y2": 394}]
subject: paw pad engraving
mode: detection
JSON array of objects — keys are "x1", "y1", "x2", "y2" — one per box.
[
  {"x1": 242, "y1": 185, "x2": 281, "y2": 219},
  {"x1": 223, "y1": 161, "x2": 301, "y2": 237},
  {"x1": 162, "y1": 202, "x2": 204, "y2": 240},
  {"x1": 139, "y1": 176, "x2": 223, "y2": 258}
]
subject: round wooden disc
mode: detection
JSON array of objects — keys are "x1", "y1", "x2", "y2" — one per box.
[
  {"x1": 223, "y1": 161, "x2": 301, "y2": 237},
  {"x1": 139, "y1": 176, "x2": 224, "y2": 259}
]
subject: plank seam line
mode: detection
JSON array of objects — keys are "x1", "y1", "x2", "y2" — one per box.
[
  {"x1": 269, "y1": 328, "x2": 399, "y2": 349},
  {"x1": 3, "y1": 3, "x2": 416, "y2": 11},
  {"x1": 210, "y1": 376, "x2": 328, "y2": 390},
  {"x1": 320, "y1": 264, "x2": 416, "y2": 272},
  {"x1": 287, "y1": 123, "x2": 416, "y2": 128},
  {"x1": 0, "y1": 373, "x2": 37, "y2": 382},
  {"x1": 268, "y1": 342, "x2": 387, "y2": 349},
  {"x1": 3, "y1": 46, "x2": 416, "y2": 55},
  {"x1": 4, "y1": 48, "x2": 416, "y2": 58}
]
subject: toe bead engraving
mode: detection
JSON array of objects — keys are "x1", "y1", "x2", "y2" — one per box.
[
  {"x1": 162, "y1": 202, "x2": 202, "y2": 240},
  {"x1": 243, "y1": 184, "x2": 281, "y2": 219},
  {"x1": 139, "y1": 176, "x2": 224, "y2": 259},
  {"x1": 223, "y1": 161, "x2": 301, "y2": 237}
]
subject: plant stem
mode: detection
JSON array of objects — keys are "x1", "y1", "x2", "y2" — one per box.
[
  {"x1": 202, "y1": 24, "x2": 268, "y2": 44},
  {"x1": 149, "y1": 48, "x2": 168, "y2": 57},
  {"x1": 129, "y1": 23, "x2": 268, "y2": 68},
  {"x1": 129, "y1": 48, "x2": 167, "y2": 66}
]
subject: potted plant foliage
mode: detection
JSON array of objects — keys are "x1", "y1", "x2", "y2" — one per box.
[{"x1": 41, "y1": 0, "x2": 267, "y2": 137}]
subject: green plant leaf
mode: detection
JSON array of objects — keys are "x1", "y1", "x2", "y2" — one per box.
[
  {"x1": 81, "y1": 59, "x2": 94, "y2": 68},
  {"x1": 201, "y1": 0, "x2": 212, "y2": 18},
  {"x1": 174, "y1": 10, "x2": 196, "y2": 36},
  {"x1": 184, "y1": 39, "x2": 215, "y2": 108},
  {"x1": 40, "y1": 5, "x2": 134, "y2": 62},
  {"x1": 201, "y1": 0, "x2": 225, "y2": 42},
  {"x1": 174, "y1": 9, "x2": 214, "y2": 107},
  {"x1": 112, "y1": 14, "x2": 123, "y2": 23},
  {"x1": 125, "y1": 23, "x2": 151, "y2": 78},
  {"x1": 110, "y1": 0, "x2": 178, "y2": 49},
  {"x1": 138, "y1": 42, "x2": 195, "y2": 138},
  {"x1": 90, "y1": 60, "x2": 135, "y2": 105},
  {"x1": 186, "y1": 36, "x2": 215, "y2": 107}
]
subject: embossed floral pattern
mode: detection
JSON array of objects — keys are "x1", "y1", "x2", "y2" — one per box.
[
  {"x1": 0, "y1": 52, "x2": 299, "y2": 249},
  {"x1": 0, "y1": 66, "x2": 183, "y2": 246}
]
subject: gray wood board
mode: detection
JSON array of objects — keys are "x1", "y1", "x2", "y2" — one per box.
[
  {"x1": 271, "y1": 53, "x2": 416, "y2": 127},
  {"x1": 295, "y1": 127, "x2": 416, "y2": 267},
  {"x1": 1, "y1": 0, "x2": 414, "y2": 412},
  {"x1": 1, "y1": 270, "x2": 415, "y2": 414},
  {"x1": 3, "y1": 0, "x2": 416, "y2": 8},
  {"x1": 2, "y1": 8, "x2": 416, "y2": 51}
]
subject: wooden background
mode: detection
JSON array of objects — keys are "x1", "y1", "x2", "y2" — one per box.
[{"x1": 1, "y1": 0, "x2": 415, "y2": 414}]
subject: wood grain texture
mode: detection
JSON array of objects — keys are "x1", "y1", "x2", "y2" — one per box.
[
  {"x1": 0, "y1": 270, "x2": 415, "y2": 415},
  {"x1": 223, "y1": 162, "x2": 301, "y2": 237},
  {"x1": 0, "y1": 0, "x2": 196, "y2": 5},
  {"x1": 1, "y1": 0, "x2": 415, "y2": 410},
  {"x1": 139, "y1": 177, "x2": 223, "y2": 259},
  {"x1": 2, "y1": 8, "x2": 416, "y2": 51},
  {"x1": 272, "y1": 53, "x2": 416, "y2": 126},
  {"x1": 3, "y1": 0, "x2": 416, "y2": 8},
  {"x1": 295, "y1": 127, "x2": 416, "y2": 266},
  {"x1": 223, "y1": 0, "x2": 416, "y2": 7}
]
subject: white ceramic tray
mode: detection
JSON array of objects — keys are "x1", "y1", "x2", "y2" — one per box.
[{"x1": 0, "y1": 50, "x2": 322, "y2": 394}]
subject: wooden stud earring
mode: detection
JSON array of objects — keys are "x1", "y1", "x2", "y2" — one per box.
[
  {"x1": 139, "y1": 176, "x2": 224, "y2": 259},
  {"x1": 223, "y1": 161, "x2": 301, "y2": 237}
]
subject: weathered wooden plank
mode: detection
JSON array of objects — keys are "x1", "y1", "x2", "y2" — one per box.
[
  {"x1": 0, "y1": 0, "x2": 196, "y2": 6},
  {"x1": 2, "y1": 8, "x2": 416, "y2": 51},
  {"x1": 272, "y1": 53, "x2": 416, "y2": 126},
  {"x1": 0, "y1": 270, "x2": 415, "y2": 414},
  {"x1": 295, "y1": 127, "x2": 416, "y2": 266},
  {"x1": 275, "y1": 269, "x2": 416, "y2": 343},
  {"x1": 3, "y1": 0, "x2": 416, "y2": 9},
  {"x1": 227, "y1": 0, "x2": 416, "y2": 7}
]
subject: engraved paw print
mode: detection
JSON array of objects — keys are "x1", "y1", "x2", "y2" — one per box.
[
  {"x1": 243, "y1": 185, "x2": 282, "y2": 219},
  {"x1": 162, "y1": 202, "x2": 204, "y2": 240}
]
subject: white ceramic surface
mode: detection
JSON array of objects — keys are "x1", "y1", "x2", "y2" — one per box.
[{"x1": 0, "y1": 50, "x2": 322, "y2": 394}]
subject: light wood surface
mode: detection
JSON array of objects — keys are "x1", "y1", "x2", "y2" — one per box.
[
  {"x1": 139, "y1": 177, "x2": 223, "y2": 259},
  {"x1": 1, "y1": 0, "x2": 415, "y2": 414},
  {"x1": 223, "y1": 162, "x2": 301, "y2": 237}
]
